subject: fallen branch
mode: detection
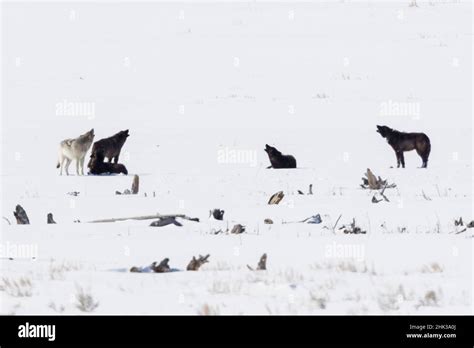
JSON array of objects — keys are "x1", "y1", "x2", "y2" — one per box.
[
  {"x1": 372, "y1": 196, "x2": 382, "y2": 204},
  {"x1": 283, "y1": 214, "x2": 322, "y2": 224},
  {"x1": 151, "y1": 258, "x2": 171, "y2": 273},
  {"x1": 47, "y1": 213, "x2": 56, "y2": 224},
  {"x1": 230, "y1": 224, "x2": 245, "y2": 234},
  {"x1": 116, "y1": 175, "x2": 140, "y2": 195},
  {"x1": 361, "y1": 168, "x2": 396, "y2": 190},
  {"x1": 13, "y1": 205, "x2": 30, "y2": 225},
  {"x1": 247, "y1": 253, "x2": 267, "y2": 271},
  {"x1": 87, "y1": 213, "x2": 199, "y2": 224},
  {"x1": 150, "y1": 217, "x2": 182, "y2": 227},
  {"x1": 187, "y1": 254, "x2": 210, "y2": 271},
  {"x1": 341, "y1": 218, "x2": 366, "y2": 234},
  {"x1": 268, "y1": 191, "x2": 284, "y2": 205},
  {"x1": 379, "y1": 183, "x2": 390, "y2": 202}
]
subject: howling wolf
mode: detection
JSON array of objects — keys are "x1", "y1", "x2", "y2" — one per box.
[
  {"x1": 56, "y1": 129, "x2": 95, "y2": 175},
  {"x1": 88, "y1": 151, "x2": 128, "y2": 175},
  {"x1": 88, "y1": 130, "x2": 129, "y2": 168},
  {"x1": 376, "y1": 125, "x2": 431, "y2": 168},
  {"x1": 264, "y1": 144, "x2": 297, "y2": 169}
]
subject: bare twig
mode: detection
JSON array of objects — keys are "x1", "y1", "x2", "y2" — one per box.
[
  {"x1": 131, "y1": 175, "x2": 139, "y2": 194},
  {"x1": 422, "y1": 190, "x2": 432, "y2": 201},
  {"x1": 332, "y1": 214, "x2": 342, "y2": 232}
]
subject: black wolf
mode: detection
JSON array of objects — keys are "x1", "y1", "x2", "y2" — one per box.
[
  {"x1": 88, "y1": 129, "x2": 129, "y2": 168},
  {"x1": 376, "y1": 125, "x2": 431, "y2": 168},
  {"x1": 88, "y1": 151, "x2": 128, "y2": 175},
  {"x1": 264, "y1": 144, "x2": 297, "y2": 169}
]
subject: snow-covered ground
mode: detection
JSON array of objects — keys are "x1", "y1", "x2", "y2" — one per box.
[{"x1": 1, "y1": 0, "x2": 472, "y2": 314}]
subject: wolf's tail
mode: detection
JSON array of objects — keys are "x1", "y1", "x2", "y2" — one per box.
[
  {"x1": 56, "y1": 162, "x2": 60, "y2": 169},
  {"x1": 425, "y1": 134, "x2": 431, "y2": 157}
]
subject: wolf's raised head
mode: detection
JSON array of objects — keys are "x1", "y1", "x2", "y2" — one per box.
[
  {"x1": 117, "y1": 129, "x2": 129, "y2": 139},
  {"x1": 80, "y1": 128, "x2": 95, "y2": 142},
  {"x1": 264, "y1": 144, "x2": 282, "y2": 157},
  {"x1": 113, "y1": 129, "x2": 129, "y2": 146},
  {"x1": 376, "y1": 125, "x2": 393, "y2": 139}
]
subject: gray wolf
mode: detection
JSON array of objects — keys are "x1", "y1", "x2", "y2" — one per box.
[
  {"x1": 376, "y1": 125, "x2": 431, "y2": 168},
  {"x1": 56, "y1": 129, "x2": 95, "y2": 175},
  {"x1": 264, "y1": 144, "x2": 297, "y2": 169}
]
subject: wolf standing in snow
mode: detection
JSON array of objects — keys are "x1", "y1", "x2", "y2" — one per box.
[
  {"x1": 88, "y1": 129, "x2": 129, "y2": 169},
  {"x1": 376, "y1": 125, "x2": 431, "y2": 168},
  {"x1": 56, "y1": 129, "x2": 95, "y2": 175}
]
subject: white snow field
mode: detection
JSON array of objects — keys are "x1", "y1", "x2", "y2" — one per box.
[{"x1": 1, "y1": 1, "x2": 472, "y2": 314}]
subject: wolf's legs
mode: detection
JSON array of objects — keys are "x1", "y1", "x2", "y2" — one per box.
[
  {"x1": 65, "y1": 159, "x2": 72, "y2": 176},
  {"x1": 395, "y1": 152, "x2": 401, "y2": 168},
  {"x1": 80, "y1": 157, "x2": 85, "y2": 175},
  {"x1": 59, "y1": 156, "x2": 66, "y2": 175},
  {"x1": 400, "y1": 152, "x2": 405, "y2": 168},
  {"x1": 75, "y1": 159, "x2": 80, "y2": 175},
  {"x1": 113, "y1": 155, "x2": 119, "y2": 164},
  {"x1": 421, "y1": 156, "x2": 428, "y2": 168}
]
